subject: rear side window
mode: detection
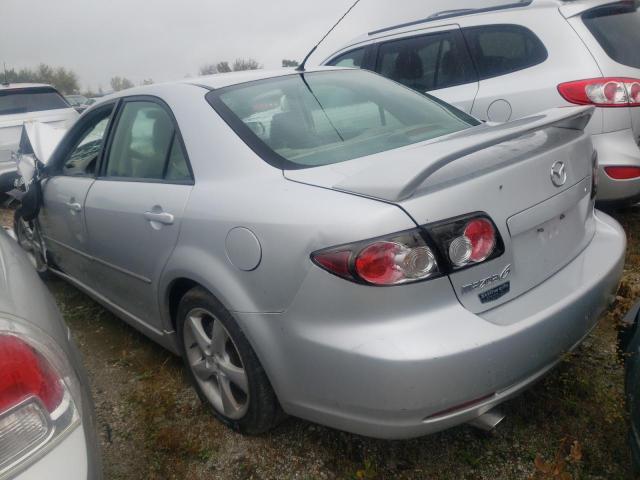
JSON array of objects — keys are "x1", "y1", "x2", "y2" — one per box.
[
  {"x1": 583, "y1": 3, "x2": 640, "y2": 69},
  {"x1": 463, "y1": 24, "x2": 548, "y2": 80},
  {"x1": 0, "y1": 87, "x2": 70, "y2": 115},
  {"x1": 105, "y1": 101, "x2": 191, "y2": 182},
  {"x1": 375, "y1": 30, "x2": 476, "y2": 92},
  {"x1": 327, "y1": 48, "x2": 365, "y2": 68}
]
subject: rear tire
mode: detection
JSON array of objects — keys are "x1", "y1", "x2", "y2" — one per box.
[
  {"x1": 177, "y1": 286, "x2": 283, "y2": 434},
  {"x1": 13, "y1": 210, "x2": 49, "y2": 280}
]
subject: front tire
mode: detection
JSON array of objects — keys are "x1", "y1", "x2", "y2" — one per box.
[
  {"x1": 177, "y1": 287, "x2": 283, "y2": 434},
  {"x1": 13, "y1": 210, "x2": 48, "y2": 279}
]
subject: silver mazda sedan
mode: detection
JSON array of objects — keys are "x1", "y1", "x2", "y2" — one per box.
[{"x1": 15, "y1": 67, "x2": 625, "y2": 439}]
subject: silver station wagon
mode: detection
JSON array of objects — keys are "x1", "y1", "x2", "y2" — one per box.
[{"x1": 14, "y1": 67, "x2": 625, "y2": 438}]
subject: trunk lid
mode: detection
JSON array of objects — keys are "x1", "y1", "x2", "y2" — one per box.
[{"x1": 286, "y1": 106, "x2": 596, "y2": 314}]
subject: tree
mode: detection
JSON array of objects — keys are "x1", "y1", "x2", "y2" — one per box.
[
  {"x1": 1, "y1": 63, "x2": 79, "y2": 94},
  {"x1": 232, "y1": 58, "x2": 261, "y2": 71},
  {"x1": 282, "y1": 59, "x2": 299, "y2": 68},
  {"x1": 110, "y1": 76, "x2": 134, "y2": 92},
  {"x1": 216, "y1": 61, "x2": 232, "y2": 73},
  {"x1": 199, "y1": 64, "x2": 217, "y2": 75}
]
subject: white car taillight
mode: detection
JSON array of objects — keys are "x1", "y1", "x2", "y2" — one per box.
[
  {"x1": 311, "y1": 214, "x2": 504, "y2": 286},
  {"x1": 558, "y1": 77, "x2": 640, "y2": 107},
  {"x1": 0, "y1": 322, "x2": 81, "y2": 478}
]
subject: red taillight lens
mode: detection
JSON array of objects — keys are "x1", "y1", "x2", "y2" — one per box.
[
  {"x1": 311, "y1": 213, "x2": 504, "y2": 286},
  {"x1": 0, "y1": 327, "x2": 81, "y2": 477},
  {"x1": 311, "y1": 229, "x2": 439, "y2": 286},
  {"x1": 558, "y1": 77, "x2": 640, "y2": 107},
  {"x1": 604, "y1": 166, "x2": 640, "y2": 180},
  {"x1": 0, "y1": 335, "x2": 63, "y2": 414},
  {"x1": 355, "y1": 242, "x2": 404, "y2": 285},
  {"x1": 464, "y1": 219, "x2": 497, "y2": 262},
  {"x1": 354, "y1": 241, "x2": 437, "y2": 286},
  {"x1": 448, "y1": 218, "x2": 496, "y2": 267}
]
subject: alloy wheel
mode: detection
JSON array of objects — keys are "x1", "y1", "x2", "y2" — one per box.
[{"x1": 183, "y1": 308, "x2": 249, "y2": 419}]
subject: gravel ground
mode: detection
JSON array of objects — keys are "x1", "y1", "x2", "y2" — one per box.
[{"x1": 1, "y1": 206, "x2": 638, "y2": 479}]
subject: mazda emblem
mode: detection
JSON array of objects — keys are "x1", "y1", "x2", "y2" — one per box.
[{"x1": 550, "y1": 161, "x2": 567, "y2": 187}]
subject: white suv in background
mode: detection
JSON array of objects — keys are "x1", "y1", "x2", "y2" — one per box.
[
  {"x1": 0, "y1": 84, "x2": 77, "y2": 193},
  {"x1": 323, "y1": 0, "x2": 640, "y2": 204}
]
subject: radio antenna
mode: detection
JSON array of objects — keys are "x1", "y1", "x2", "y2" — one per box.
[{"x1": 296, "y1": 0, "x2": 362, "y2": 72}]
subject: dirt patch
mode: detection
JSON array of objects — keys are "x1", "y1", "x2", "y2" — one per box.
[
  {"x1": 0, "y1": 207, "x2": 13, "y2": 229},
  {"x1": 3, "y1": 206, "x2": 639, "y2": 479}
]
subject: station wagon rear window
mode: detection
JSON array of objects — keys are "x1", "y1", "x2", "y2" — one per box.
[
  {"x1": 0, "y1": 87, "x2": 69, "y2": 115},
  {"x1": 583, "y1": 3, "x2": 640, "y2": 69},
  {"x1": 206, "y1": 70, "x2": 478, "y2": 169}
]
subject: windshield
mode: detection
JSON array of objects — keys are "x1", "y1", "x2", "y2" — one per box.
[
  {"x1": 0, "y1": 87, "x2": 70, "y2": 115},
  {"x1": 583, "y1": 3, "x2": 640, "y2": 69},
  {"x1": 66, "y1": 95, "x2": 87, "y2": 106},
  {"x1": 207, "y1": 70, "x2": 478, "y2": 169}
]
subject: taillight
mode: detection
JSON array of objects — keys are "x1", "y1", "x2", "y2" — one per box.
[
  {"x1": 0, "y1": 336, "x2": 64, "y2": 414},
  {"x1": 558, "y1": 78, "x2": 640, "y2": 107},
  {"x1": 312, "y1": 229, "x2": 439, "y2": 286},
  {"x1": 0, "y1": 326, "x2": 81, "y2": 477},
  {"x1": 311, "y1": 213, "x2": 504, "y2": 286},
  {"x1": 604, "y1": 166, "x2": 640, "y2": 180}
]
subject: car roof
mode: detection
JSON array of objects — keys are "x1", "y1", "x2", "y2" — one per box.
[
  {"x1": 324, "y1": 0, "x2": 621, "y2": 61},
  {"x1": 96, "y1": 66, "x2": 346, "y2": 103},
  {"x1": 0, "y1": 82, "x2": 55, "y2": 91}
]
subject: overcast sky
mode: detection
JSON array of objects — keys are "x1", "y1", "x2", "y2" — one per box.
[{"x1": 0, "y1": 0, "x2": 511, "y2": 91}]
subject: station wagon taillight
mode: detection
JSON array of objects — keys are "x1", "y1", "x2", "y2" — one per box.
[
  {"x1": 311, "y1": 213, "x2": 504, "y2": 286},
  {"x1": 604, "y1": 165, "x2": 640, "y2": 179},
  {"x1": 558, "y1": 77, "x2": 640, "y2": 107}
]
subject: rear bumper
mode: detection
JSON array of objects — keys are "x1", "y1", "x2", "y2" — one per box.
[
  {"x1": 238, "y1": 211, "x2": 625, "y2": 439},
  {"x1": 12, "y1": 425, "x2": 88, "y2": 480},
  {"x1": 592, "y1": 128, "x2": 640, "y2": 203}
]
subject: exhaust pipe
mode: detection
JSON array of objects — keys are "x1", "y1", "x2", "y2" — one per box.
[{"x1": 468, "y1": 408, "x2": 506, "y2": 432}]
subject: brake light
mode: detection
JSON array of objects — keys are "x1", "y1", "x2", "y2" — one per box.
[
  {"x1": 449, "y1": 218, "x2": 496, "y2": 267},
  {"x1": 0, "y1": 336, "x2": 63, "y2": 414},
  {"x1": 0, "y1": 329, "x2": 81, "y2": 477},
  {"x1": 311, "y1": 213, "x2": 503, "y2": 286},
  {"x1": 558, "y1": 78, "x2": 640, "y2": 107},
  {"x1": 604, "y1": 166, "x2": 640, "y2": 180}
]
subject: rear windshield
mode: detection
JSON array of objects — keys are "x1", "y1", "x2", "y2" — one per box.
[
  {"x1": 0, "y1": 87, "x2": 70, "y2": 116},
  {"x1": 583, "y1": 3, "x2": 640, "y2": 69},
  {"x1": 206, "y1": 70, "x2": 478, "y2": 169}
]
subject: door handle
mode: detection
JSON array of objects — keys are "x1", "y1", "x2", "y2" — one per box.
[
  {"x1": 65, "y1": 201, "x2": 82, "y2": 213},
  {"x1": 144, "y1": 211, "x2": 174, "y2": 225}
]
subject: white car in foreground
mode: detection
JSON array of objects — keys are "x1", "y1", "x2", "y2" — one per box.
[
  {"x1": 0, "y1": 84, "x2": 77, "y2": 193},
  {"x1": 0, "y1": 227, "x2": 101, "y2": 479}
]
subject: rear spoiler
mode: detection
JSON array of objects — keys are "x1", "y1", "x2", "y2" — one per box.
[
  {"x1": 559, "y1": 0, "x2": 639, "y2": 18},
  {"x1": 334, "y1": 106, "x2": 594, "y2": 202}
]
